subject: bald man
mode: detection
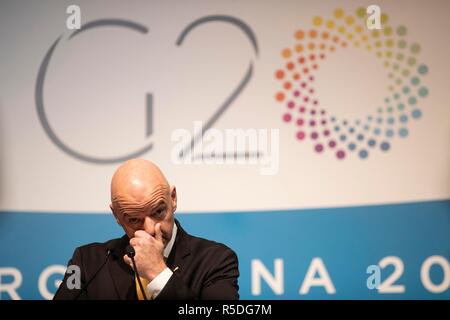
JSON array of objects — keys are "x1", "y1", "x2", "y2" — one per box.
[{"x1": 53, "y1": 159, "x2": 239, "y2": 300}]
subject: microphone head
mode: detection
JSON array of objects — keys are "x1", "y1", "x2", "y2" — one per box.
[{"x1": 125, "y1": 245, "x2": 135, "y2": 258}]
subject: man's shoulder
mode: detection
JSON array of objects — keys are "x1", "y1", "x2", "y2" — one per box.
[
  {"x1": 74, "y1": 236, "x2": 126, "y2": 257},
  {"x1": 185, "y1": 232, "x2": 237, "y2": 260}
]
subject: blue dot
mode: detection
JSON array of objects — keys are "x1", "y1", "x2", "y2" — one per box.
[
  {"x1": 411, "y1": 77, "x2": 420, "y2": 85},
  {"x1": 399, "y1": 114, "x2": 408, "y2": 123},
  {"x1": 359, "y1": 149, "x2": 368, "y2": 159},
  {"x1": 399, "y1": 128, "x2": 409, "y2": 137},
  {"x1": 331, "y1": 116, "x2": 336, "y2": 122},
  {"x1": 377, "y1": 117, "x2": 383, "y2": 124},
  {"x1": 386, "y1": 129, "x2": 394, "y2": 137},
  {"x1": 388, "y1": 117, "x2": 395, "y2": 125},
  {"x1": 380, "y1": 141, "x2": 390, "y2": 151},
  {"x1": 408, "y1": 96, "x2": 417, "y2": 105},
  {"x1": 357, "y1": 134, "x2": 364, "y2": 141},
  {"x1": 418, "y1": 87, "x2": 428, "y2": 97},
  {"x1": 412, "y1": 109, "x2": 422, "y2": 119},
  {"x1": 349, "y1": 127, "x2": 355, "y2": 133},
  {"x1": 374, "y1": 128, "x2": 381, "y2": 135},
  {"x1": 348, "y1": 143, "x2": 356, "y2": 151},
  {"x1": 364, "y1": 125, "x2": 369, "y2": 131},
  {"x1": 418, "y1": 64, "x2": 428, "y2": 75},
  {"x1": 356, "y1": 119, "x2": 361, "y2": 125},
  {"x1": 340, "y1": 134, "x2": 347, "y2": 141},
  {"x1": 368, "y1": 139, "x2": 376, "y2": 147},
  {"x1": 335, "y1": 126, "x2": 340, "y2": 132},
  {"x1": 343, "y1": 120, "x2": 348, "y2": 126},
  {"x1": 402, "y1": 86, "x2": 410, "y2": 94}
]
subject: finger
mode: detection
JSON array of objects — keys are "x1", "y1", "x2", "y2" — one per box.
[
  {"x1": 134, "y1": 230, "x2": 151, "y2": 239},
  {"x1": 155, "y1": 223, "x2": 163, "y2": 243},
  {"x1": 123, "y1": 254, "x2": 132, "y2": 267}
]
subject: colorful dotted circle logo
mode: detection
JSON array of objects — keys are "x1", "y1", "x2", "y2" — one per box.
[{"x1": 274, "y1": 7, "x2": 429, "y2": 160}]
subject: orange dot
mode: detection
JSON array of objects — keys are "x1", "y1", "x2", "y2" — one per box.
[
  {"x1": 332, "y1": 36, "x2": 339, "y2": 43},
  {"x1": 283, "y1": 82, "x2": 292, "y2": 90},
  {"x1": 286, "y1": 62, "x2": 295, "y2": 70},
  {"x1": 309, "y1": 30, "x2": 317, "y2": 38},
  {"x1": 295, "y1": 30, "x2": 305, "y2": 40},
  {"x1": 293, "y1": 73, "x2": 300, "y2": 80},
  {"x1": 322, "y1": 32, "x2": 329, "y2": 39},
  {"x1": 276, "y1": 92, "x2": 285, "y2": 102},
  {"x1": 275, "y1": 70, "x2": 285, "y2": 79},
  {"x1": 319, "y1": 43, "x2": 326, "y2": 50},
  {"x1": 295, "y1": 44, "x2": 304, "y2": 53},
  {"x1": 309, "y1": 54, "x2": 315, "y2": 60},
  {"x1": 341, "y1": 42, "x2": 347, "y2": 48},
  {"x1": 313, "y1": 64, "x2": 318, "y2": 70},
  {"x1": 308, "y1": 42, "x2": 316, "y2": 50},
  {"x1": 298, "y1": 57, "x2": 305, "y2": 64},
  {"x1": 303, "y1": 67, "x2": 309, "y2": 74},
  {"x1": 282, "y1": 48, "x2": 292, "y2": 58},
  {"x1": 330, "y1": 46, "x2": 335, "y2": 52}
]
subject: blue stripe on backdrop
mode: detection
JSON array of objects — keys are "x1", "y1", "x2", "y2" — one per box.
[{"x1": 0, "y1": 199, "x2": 449, "y2": 299}]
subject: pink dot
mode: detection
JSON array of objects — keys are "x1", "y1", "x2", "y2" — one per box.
[
  {"x1": 296, "y1": 131, "x2": 305, "y2": 140},
  {"x1": 311, "y1": 132, "x2": 318, "y2": 139},
  {"x1": 296, "y1": 118, "x2": 304, "y2": 126},
  {"x1": 309, "y1": 89, "x2": 315, "y2": 94},
  {"x1": 303, "y1": 97, "x2": 309, "y2": 102},
  {"x1": 309, "y1": 76, "x2": 315, "y2": 81},
  {"x1": 336, "y1": 150, "x2": 346, "y2": 159},
  {"x1": 329, "y1": 140, "x2": 336, "y2": 148},
  {"x1": 321, "y1": 120, "x2": 327, "y2": 125},
  {"x1": 287, "y1": 101, "x2": 295, "y2": 109},
  {"x1": 309, "y1": 120, "x2": 316, "y2": 127},
  {"x1": 301, "y1": 82, "x2": 307, "y2": 88},
  {"x1": 313, "y1": 100, "x2": 318, "y2": 105},
  {"x1": 293, "y1": 90, "x2": 300, "y2": 97},
  {"x1": 310, "y1": 110, "x2": 316, "y2": 115},
  {"x1": 320, "y1": 110, "x2": 325, "y2": 115},
  {"x1": 323, "y1": 129, "x2": 330, "y2": 136},
  {"x1": 299, "y1": 106, "x2": 306, "y2": 113},
  {"x1": 283, "y1": 113, "x2": 292, "y2": 122},
  {"x1": 315, "y1": 144, "x2": 324, "y2": 152}
]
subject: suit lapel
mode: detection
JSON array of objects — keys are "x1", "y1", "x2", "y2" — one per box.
[
  {"x1": 166, "y1": 219, "x2": 191, "y2": 274},
  {"x1": 107, "y1": 235, "x2": 136, "y2": 300}
]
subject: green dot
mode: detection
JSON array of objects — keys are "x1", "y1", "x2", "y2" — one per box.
[
  {"x1": 381, "y1": 14, "x2": 388, "y2": 24},
  {"x1": 408, "y1": 96, "x2": 417, "y2": 105},
  {"x1": 402, "y1": 69, "x2": 410, "y2": 77},
  {"x1": 394, "y1": 93, "x2": 400, "y2": 99},
  {"x1": 356, "y1": 7, "x2": 366, "y2": 18},
  {"x1": 397, "y1": 103, "x2": 405, "y2": 110},
  {"x1": 378, "y1": 107, "x2": 383, "y2": 113},
  {"x1": 418, "y1": 87, "x2": 429, "y2": 97},
  {"x1": 407, "y1": 57, "x2": 416, "y2": 66},
  {"x1": 387, "y1": 107, "x2": 393, "y2": 113},
  {"x1": 397, "y1": 26, "x2": 407, "y2": 36},
  {"x1": 411, "y1": 77, "x2": 420, "y2": 85},
  {"x1": 372, "y1": 30, "x2": 380, "y2": 38},
  {"x1": 403, "y1": 86, "x2": 410, "y2": 94},
  {"x1": 396, "y1": 53, "x2": 404, "y2": 61},
  {"x1": 418, "y1": 64, "x2": 428, "y2": 75},
  {"x1": 386, "y1": 39, "x2": 394, "y2": 47},
  {"x1": 398, "y1": 40, "x2": 407, "y2": 49},
  {"x1": 410, "y1": 43, "x2": 421, "y2": 54},
  {"x1": 396, "y1": 78, "x2": 402, "y2": 85},
  {"x1": 384, "y1": 26, "x2": 392, "y2": 36}
]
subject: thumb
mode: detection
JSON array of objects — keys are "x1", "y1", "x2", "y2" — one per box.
[{"x1": 155, "y1": 223, "x2": 163, "y2": 243}]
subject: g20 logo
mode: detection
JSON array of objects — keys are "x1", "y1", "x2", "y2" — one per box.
[{"x1": 274, "y1": 7, "x2": 429, "y2": 160}]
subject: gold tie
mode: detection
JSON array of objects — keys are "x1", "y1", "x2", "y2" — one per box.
[{"x1": 135, "y1": 275, "x2": 150, "y2": 300}]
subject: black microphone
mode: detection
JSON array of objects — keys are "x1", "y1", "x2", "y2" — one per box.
[
  {"x1": 126, "y1": 245, "x2": 148, "y2": 300},
  {"x1": 73, "y1": 246, "x2": 113, "y2": 300}
]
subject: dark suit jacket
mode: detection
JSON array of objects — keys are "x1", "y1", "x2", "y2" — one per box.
[{"x1": 53, "y1": 220, "x2": 239, "y2": 300}]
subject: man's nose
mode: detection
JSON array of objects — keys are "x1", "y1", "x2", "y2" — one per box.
[{"x1": 143, "y1": 216, "x2": 155, "y2": 236}]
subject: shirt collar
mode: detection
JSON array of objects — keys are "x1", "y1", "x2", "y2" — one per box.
[{"x1": 163, "y1": 222, "x2": 177, "y2": 258}]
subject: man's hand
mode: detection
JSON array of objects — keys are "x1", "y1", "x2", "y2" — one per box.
[{"x1": 123, "y1": 223, "x2": 166, "y2": 282}]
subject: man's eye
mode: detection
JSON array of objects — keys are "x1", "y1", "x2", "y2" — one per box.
[
  {"x1": 155, "y1": 208, "x2": 165, "y2": 216},
  {"x1": 129, "y1": 218, "x2": 140, "y2": 224}
]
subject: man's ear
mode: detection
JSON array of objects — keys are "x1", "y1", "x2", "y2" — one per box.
[
  {"x1": 110, "y1": 203, "x2": 121, "y2": 226},
  {"x1": 170, "y1": 186, "x2": 177, "y2": 212}
]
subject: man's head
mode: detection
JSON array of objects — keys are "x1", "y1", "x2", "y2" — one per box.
[{"x1": 110, "y1": 159, "x2": 177, "y2": 246}]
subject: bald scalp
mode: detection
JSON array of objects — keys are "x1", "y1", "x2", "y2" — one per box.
[{"x1": 111, "y1": 159, "x2": 170, "y2": 207}]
